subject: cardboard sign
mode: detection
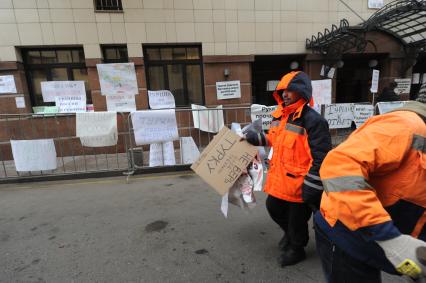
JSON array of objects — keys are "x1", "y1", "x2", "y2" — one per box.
[
  {"x1": 371, "y1": 69, "x2": 380, "y2": 93},
  {"x1": 352, "y1": 104, "x2": 374, "y2": 128},
  {"x1": 148, "y1": 90, "x2": 176, "y2": 109},
  {"x1": 131, "y1": 109, "x2": 179, "y2": 145},
  {"x1": 55, "y1": 95, "x2": 86, "y2": 113},
  {"x1": 250, "y1": 104, "x2": 277, "y2": 130},
  {"x1": 394, "y1": 78, "x2": 412, "y2": 95},
  {"x1": 41, "y1": 81, "x2": 86, "y2": 102},
  {"x1": 216, "y1": 80, "x2": 241, "y2": 100},
  {"x1": 191, "y1": 127, "x2": 258, "y2": 196},
  {"x1": 106, "y1": 94, "x2": 136, "y2": 112},
  {"x1": 11, "y1": 139, "x2": 57, "y2": 171},
  {"x1": 0, "y1": 75, "x2": 17, "y2": 94},
  {"x1": 311, "y1": 79, "x2": 332, "y2": 113},
  {"x1": 324, "y1": 103, "x2": 354, "y2": 129},
  {"x1": 97, "y1": 63, "x2": 138, "y2": 95}
]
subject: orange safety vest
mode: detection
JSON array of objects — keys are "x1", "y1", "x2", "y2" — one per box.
[{"x1": 320, "y1": 102, "x2": 426, "y2": 238}]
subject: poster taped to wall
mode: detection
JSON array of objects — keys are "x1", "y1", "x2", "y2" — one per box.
[
  {"x1": 106, "y1": 94, "x2": 136, "y2": 112},
  {"x1": 15, "y1": 97, "x2": 25, "y2": 109},
  {"x1": 311, "y1": 79, "x2": 332, "y2": 113},
  {"x1": 0, "y1": 75, "x2": 17, "y2": 94},
  {"x1": 41, "y1": 81, "x2": 86, "y2": 103},
  {"x1": 11, "y1": 139, "x2": 57, "y2": 172},
  {"x1": 148, "y1": 90, "x2": 176, "y2": 109},
  {"x1": 76, "y1": 112, "x2": 118, "y2": 147},
  {"x1": 97, "y1": 63, "x2": 138, "y2": 95},
  {"x1": 191, "y1": 104, "x2": 224, "y2": 133},
  {"x1": 55, "y1": 95, "x2": 86, "y2": 113},
  {"x1": 131, "y1": 109, "x2": 179, "y2": 145}
]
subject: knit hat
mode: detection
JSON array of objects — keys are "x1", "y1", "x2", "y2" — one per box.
[{"x1": 416, "y1": 83, "x2": 426, "y2": 104}]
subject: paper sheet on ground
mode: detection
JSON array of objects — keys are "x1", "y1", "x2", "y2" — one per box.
[
  {"x1": 191, "y1": 104, "x2": 224, "y2": 133},
  {"x1": 0, "y1": 75, "x2": 17, "y2": 93},
  {"x1": 131, "y1": 109, "x2": 179, "y2": 145},
  {"x1": 311, "y1": 79, "x2": 332, "y2": 113},
  {"x1": 97, "y1": 63, "x2": 138, "y2": 95},
  {"x1": 76, "y1": 112, "x2": 118, "y2": 147},
  {"x1": 11, "y1": 139, "x2": 57, "y2": 171},
  {"x1": 180, "y1": 137, "x2": 200, "y2": 164},
  {"x1": 149, "y1": 141, "x2": 176, "y2": 167},
  {"x1": 106, "y1": 94, "x2": 136, "y2": 112},
  {"x1": 250, "y1": 104, "x2": 277, "y2": 130},
  {"x1": 41, "y1": 81, "x2": 86, "y2": 103},
  {"x1": 148, "y1": 90, "x2": 175, "y2": 109}
]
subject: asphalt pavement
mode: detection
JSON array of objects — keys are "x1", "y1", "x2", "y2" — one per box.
[{"x1": 0, "y1": 172, "x2": 404, "y2": 283}]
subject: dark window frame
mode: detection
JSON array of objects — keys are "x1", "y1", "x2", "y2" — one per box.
[
  {"x1": 94, "y1": 0, "x2": 123, "y2": 12},
  {"x1": 22, "y1": 47, "x2": 91, "y2": 107},
  {"x1": 101, "y1": 44, "x2": 129, "y2": 63},
  {"x1": 143, "y1": 44, "x2": 205, "y2": 107}
]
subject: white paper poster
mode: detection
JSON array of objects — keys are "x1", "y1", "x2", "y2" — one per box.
[
  {"x1": 320, "y1": 65, "x2": 326, "y2": 77},
  {"x1": 41, "y1": 81, "x2": 86, "y2": 103},
  {"x1": 191, "y1": 104, "x2": 224, "y2": 133},
  {"x1": 11, "y1": 139, "x2": 57, "y2": 172},
  {"x1": 368, "y1": 0, "x2": 384, "y2": 9},
  {"x1": 148, "y1": 90, "x2": 176, "y2": 109},
  {"x1": 412, "y1": 73, "x2": 421, "y2": 84},
  {"x1": 97, "y1": 63, "x2": 138, "y2": 95},
  {"x1": 221, "y1": 192, "x2": 229, "y2": 218},
  {"x1": 76, "y1": 112, "x2": 118, "y2": 147},
  {"x1": 327, "y1": 67, "x2": 336, "y2": 79},
  {"x1": 132, "y1": 109, "x2": 179, "y2": 145},
  {"x1": 394, "y1": 78, "x2": 412, "y2": 95},
  {"x1": 180, "y1": 137, "x2": 200, "y2": 164},
  {"x1": 55, "y1": 95, "x2": 86, "y2": 113},
  {"x1": 352, "y1": 104, "x2": 374, "y2": 128},
  {"x1": 371, "y1": 69, "x2": 380, "y2": 93},
  {"x1": 106, "y1": 94, "x2": 136, "y2": 112},
  {"x1": 311, "y1": 79, "x2": 332, "y2": 113},
  {"x1": 0, "y1": 75, "x2": 17, "y2": 94},
  {"x1": 216, "y1": 80, "x2": 241, "y2": 100},
  {"x1": 377, "y1": 101, "x2": 406, "y2": 114},
  {"x1": 250, "y1": 104, "x2": 277, "y2": 130},
  {"x1": 266, "y1": 80, "x2": 279, "y2": 91},
  {"x1": 15, "y1": 97, "x2": 25, "y2": 109},
  {"x1": 149, "y1": 141, "x2": 176, "y2": 167},
  {"x1": 324, "y1": 103, "x2": 354, "y2": 129}
]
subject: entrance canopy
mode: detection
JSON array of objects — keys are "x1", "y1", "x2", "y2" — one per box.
[{"x1": 306, "y1": 0, "x2": 426, "y2": 55}]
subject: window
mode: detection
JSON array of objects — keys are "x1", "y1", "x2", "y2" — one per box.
[
  {"x1": 143, "y1": 45, "x2": 204, "y2": 107},
  {"x1": 23, "y1": 48, "x2": 91, "y2": 107},
  {"x1": 94, "y1": 0, "x2": 123, "y2": 11},
  {"x1": 102, "y1": 45, "x2": 128, "y2": 63}
]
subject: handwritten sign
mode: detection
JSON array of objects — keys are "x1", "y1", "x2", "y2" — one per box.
[
  {"x1": 149, "y1": 141, "x2": 176, "y2": 167},
  {"x1": 131, "y1": 109, "x2": 179, "y2": 145},
  {"x1": 180, "y1": 137, "x2": 200, "y2": 164},
  {"x1": 148, "y1": 90, "x2": 176, "y2": 109},
  {"x1": 191, "y1": 104, "x2": 224, "y2": 133},
  {"x1": 216, "y1": 80, "x2": 241, "y2": 100},
  {"x1": 250, "y1": 104, "x2": 277, "y2": 130},
  {"x1": 41, "y1": 81, "x2": 86, "y2": 103},
  {"x1": 55, "y1": 95, "x2": 86, "y2": 113},
  {"x1": 11, "y1": 139, "x2": 57, "y2": 171},
  {"x1": 377, "y1": 101, "x2": 406, "y2": 114},
  {"x1": 97, "y1": 63, "x2": 138, "y2": 95},
  {"x1": 352, "y1": 104, "x2": 374, "y2": 128},
  {"x1": 371, "y1": 70, "x2": 380, "y2": 93},
  {"x1": 0, "y1": 75, "x2": 17, "y2": 93},
  {"x1": 191, "y1": 127, "x2": 258, "y2": 196},
  {"x1": 311, "y1": 79, "x2": 332, "y2": 113},
  {"x1": 106, "y1": 94, "x2": 136, "y2": 112},
  {"x1": 76, "y1": 112, "x2": 118, "y2": 147},
  {"x1": 324, "y1": 103, "x2": 354, "y2": 129},
  {"x1": 394, "y1": 78, "x2": 412, "y2": 95}
]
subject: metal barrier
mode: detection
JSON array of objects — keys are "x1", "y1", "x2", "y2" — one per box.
[{"x1": 0, "y1": 105, "x2": 360, "y2": 183}]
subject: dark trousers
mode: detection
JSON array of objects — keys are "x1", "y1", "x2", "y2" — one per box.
[
  {"x1": 314, "y1": 222, "x2": 382, "y2": 283},
  {"x1": 266, "y1": 195, "x2": 312, "y2": 250}
]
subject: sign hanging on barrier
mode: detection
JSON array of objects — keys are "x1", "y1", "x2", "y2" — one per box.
[
  {"x1": 324, "y1": 103, "x2": 354, "y2": 129},
  {"x1": 180, "y1": 137, "x2": 200, "y2": 164},
  {"x1": 11, "y1": 139, "x2": 57, "y2": 172},
  {"x1": 352, "y1": 104, "x2": 375, "y2": 128},
  {"x1": 191, "y1": 104, "x2": 224, "y2": 133},
  {"x1": 131, "y1": 109, "x2": 179, "y2": 145},
  {"x1": 106, "y1": 94, "x2": 136, "y2": 112},
  {"x1": 250, "y1": 104, "x2": 277, "y2": 130},
  {"x1": 149, "y1": 141, "x2": 176, "y2": 167},
  {"x1": 76, "y1": 112, "x2": 118, "y2": 147},
  {"x1": 216, "y1": 80, "x2": 241, "y2": 100}
]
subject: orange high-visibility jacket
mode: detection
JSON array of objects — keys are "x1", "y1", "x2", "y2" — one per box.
[{"x1": 319, "y1": 101, "x2": 426, "y2": 240}]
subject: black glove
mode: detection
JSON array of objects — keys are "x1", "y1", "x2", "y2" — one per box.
[{"x1": 245, "y1": 131, "x2": 267, "y2": 146}]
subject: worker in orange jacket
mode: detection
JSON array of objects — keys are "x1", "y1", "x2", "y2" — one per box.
[
  {"x1": 246, "y1": 71, "x2": 331, "y2": 266},
  {"x1": 315, "y1": 100, "x2": 426, "y2": 282}
]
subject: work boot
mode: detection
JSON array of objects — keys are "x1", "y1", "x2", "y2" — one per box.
[
  {"x1": 278, "y1": 234, "x2": 290, "y2": 251},
  {"x1": 279, "y1": 247, "x2": 306, "y2": 267}
]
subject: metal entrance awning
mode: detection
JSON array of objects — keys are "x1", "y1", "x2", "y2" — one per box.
[{"x1": 306, "y1": 0, "x2": 426, "y2": 55}]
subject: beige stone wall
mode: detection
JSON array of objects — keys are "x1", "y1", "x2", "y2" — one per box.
[{"x1": 0, "y1": 0, "x2": 392, "y2": 61}]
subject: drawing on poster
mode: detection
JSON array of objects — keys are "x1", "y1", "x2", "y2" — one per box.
[{"x1": 97, "y1": 63, "x2": 138, "y2": 95}]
